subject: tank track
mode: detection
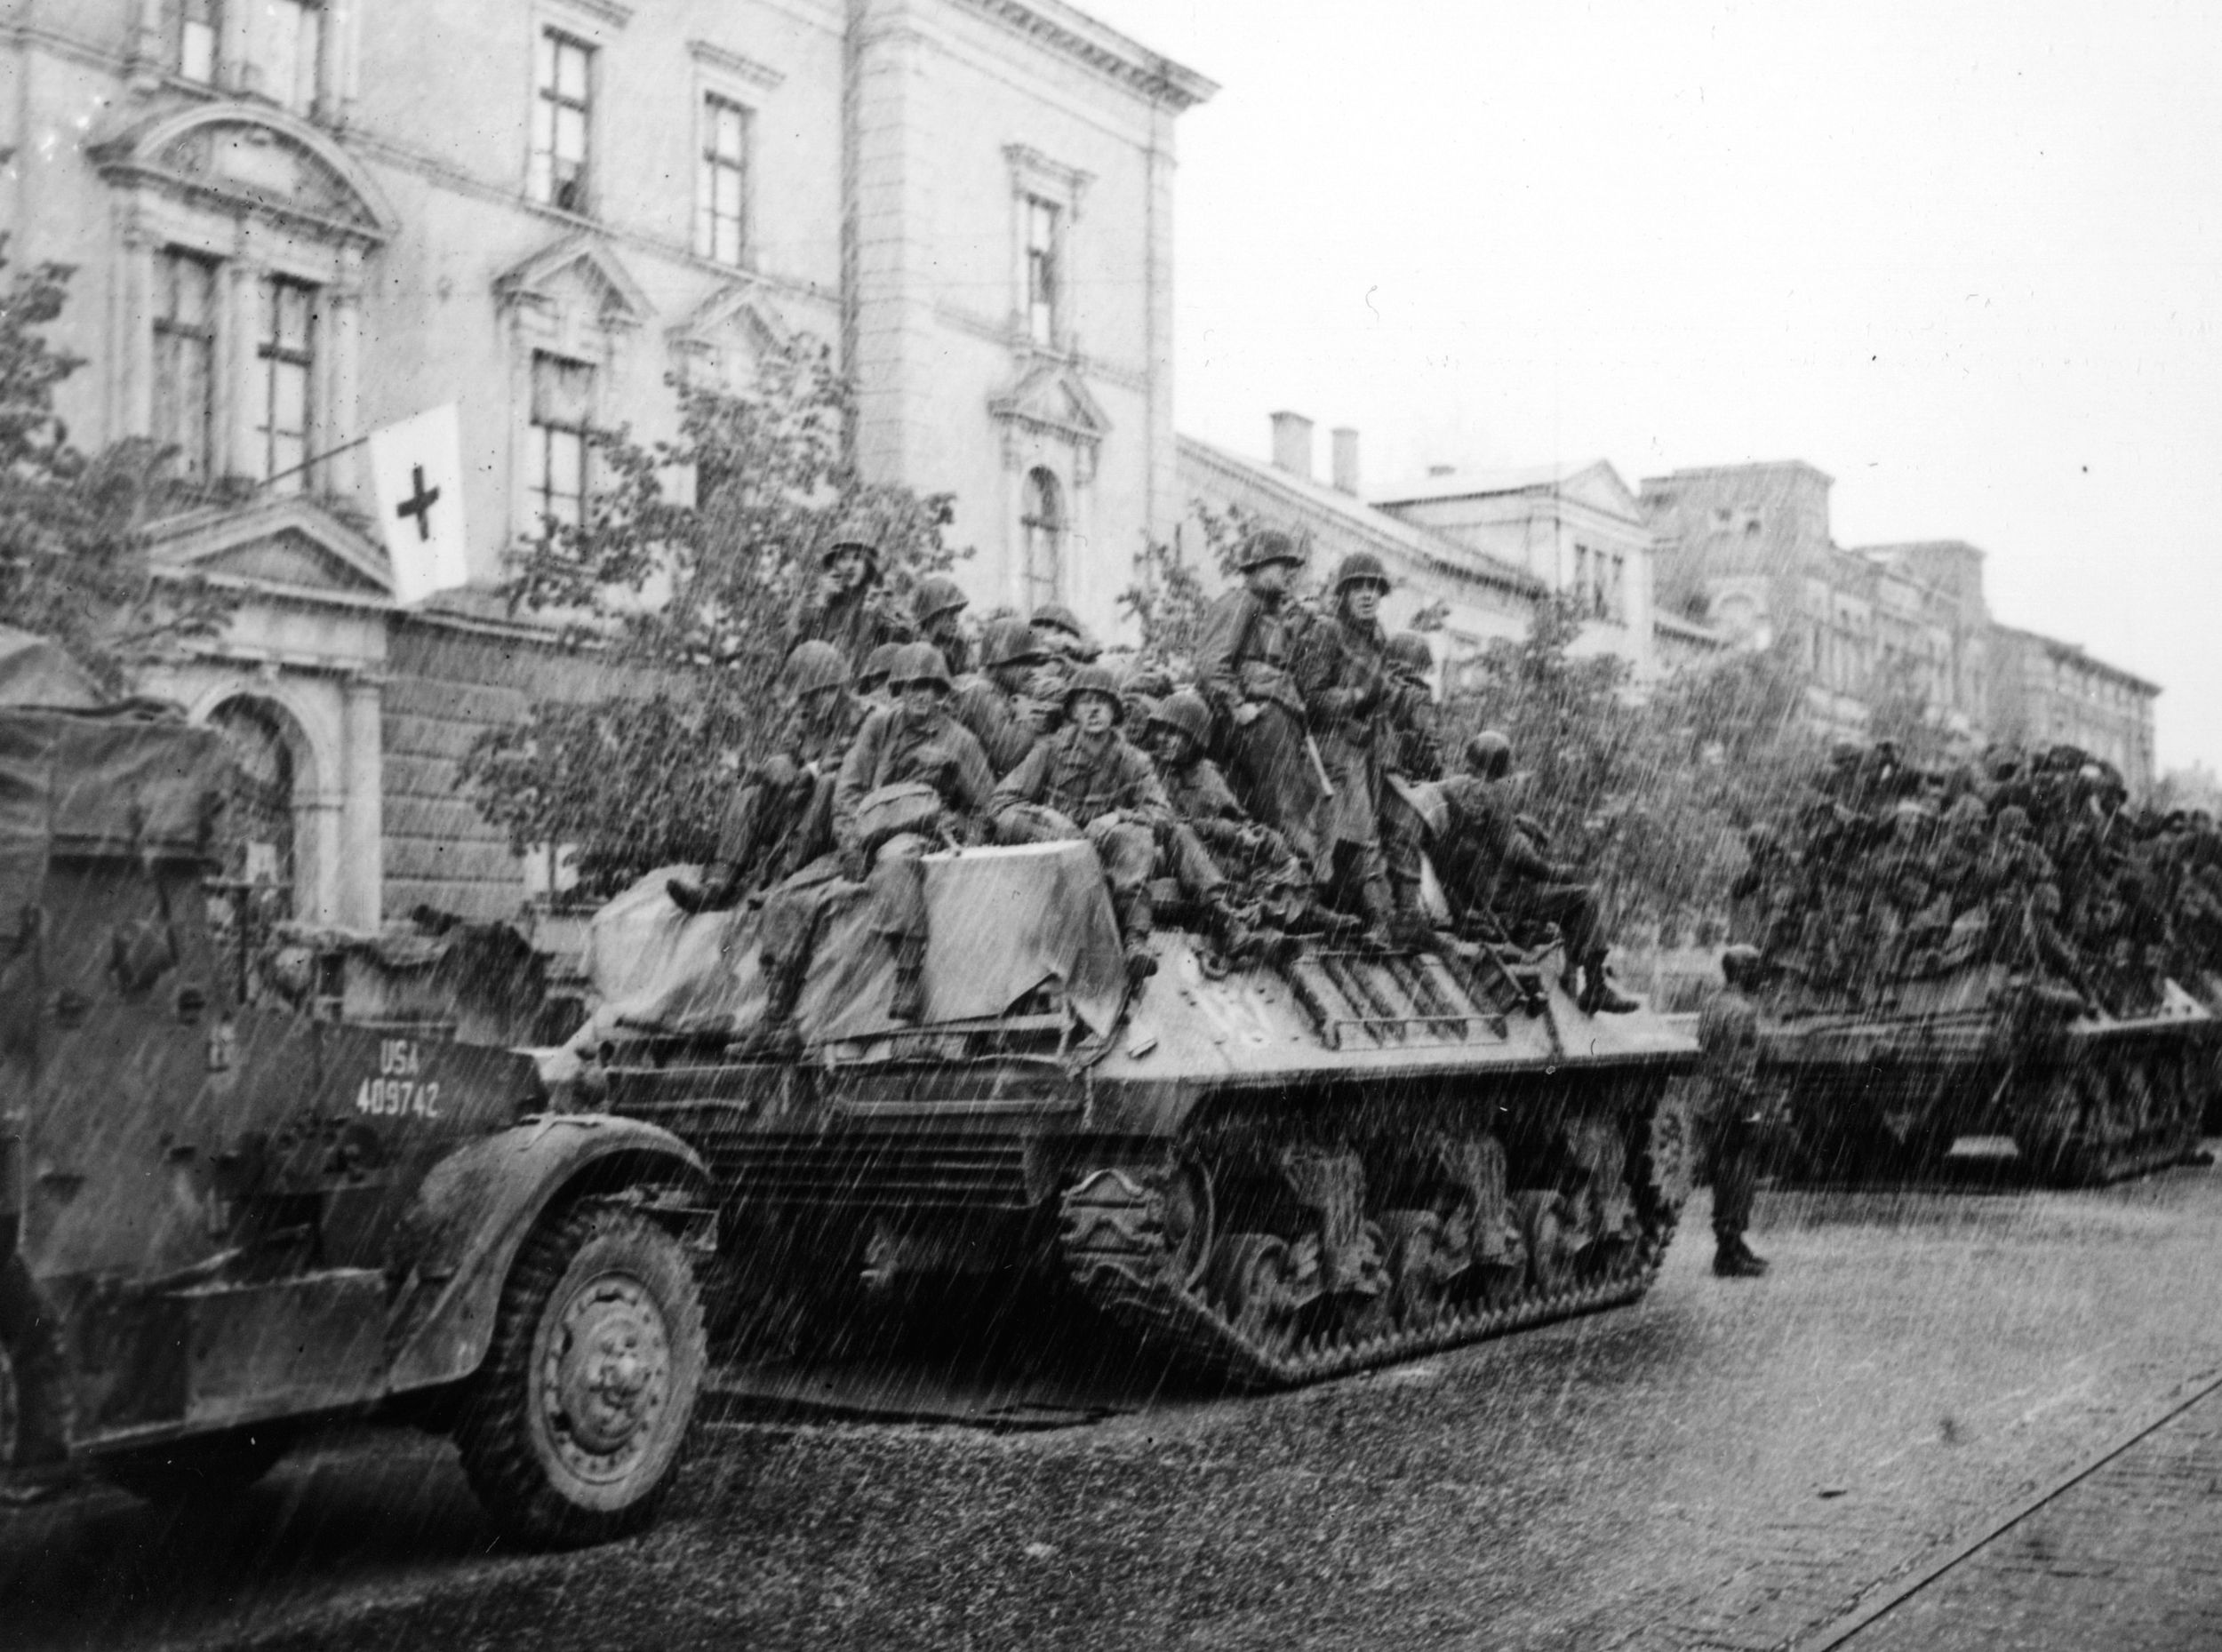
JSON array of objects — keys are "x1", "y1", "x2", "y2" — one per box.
[{"x1": 1058, "y1": 1097, "x2": 1681, "y2": 1391}]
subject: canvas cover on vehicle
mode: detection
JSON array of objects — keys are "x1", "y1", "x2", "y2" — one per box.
[
  {"x1": 579, "y1": 841, "x2": 1130, "y2": 1046},
  {"x1": 0, "y1": 707, "x2": 228, "y2": 922}
]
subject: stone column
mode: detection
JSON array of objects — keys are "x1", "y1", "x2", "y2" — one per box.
[
  {"x1": 324, "y1": 273, "x2": 364, "y2": 504},
  {"x1": 113, "y1": 212, "x2": 156, "y2": 449},
  {"x1": 340, "y1": 673, "x2": 384, "y2": 929},
  {"x1": 221, "y1": 248, "x2": 260, "y2": 485}
]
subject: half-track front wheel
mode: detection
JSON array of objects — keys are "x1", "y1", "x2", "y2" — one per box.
[{"x1": 457, "y1": 1203, "x2": 707, "y2": 1548}]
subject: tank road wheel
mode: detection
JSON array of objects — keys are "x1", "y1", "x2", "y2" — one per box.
[
  {"x1": 1331, "y1": 1221, "x2": 1395, "y2": 1345},
  {"x1": 1380, "y1": 1210, "x2": 1454, "y2": 1330},
  {"x1": 1515, "y1": 1192, "x2": 1576, "y2": 1296},
  {"x1": 1206, "y1": 1233, "x2": 1306, "y2": 1350},
  {"x1": 96, "y1": 1426, "x2": 293, "y2": 1507},
  {"x1": 1159, "y1": 1161, "x2": 1217, "y2": 1292},
  {"x1": 458, "y1": 1203, "x2": 707, "y2": 1548}
]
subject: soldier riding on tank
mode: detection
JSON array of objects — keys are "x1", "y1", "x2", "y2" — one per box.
[
  {"x1": 791, "y1": 534, "x2": 911, "y2": 677},
  {"x1": 1294, "y1": 551, "x2": 1403, "y2": 950},
  {"x1": 952, "y1": 616, "x2": 1054, "y2": 777},
  {"x1": 990, "y1": 663, "x2": 1172, "y2": 983},
  {"x1": 910, "y1": 573, "x2": 973, "y2": 679},
  {"x1": 667, "y1": 640, "x2": 863, "y2": 915}
]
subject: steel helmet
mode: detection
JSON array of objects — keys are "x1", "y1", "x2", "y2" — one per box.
[
  {"x1": 1386, "y1": 632, "x2": 1434, "y2": 674},
  {"x1": 885, "y1": 642, "x2": 954, "y2": 695},
  {"x1": 820, "y1": 536, "x2": 882, "y2": 577},
  {"x1": 979, "y1": 617, "x2": 1050, "y2": 670},
  {"x1": 1147, "y1": 690, "x2": 1213, "y2": 749},
  {"x1": 1463, "y1": 730, "x2": 1513, "y2": 780},
  {"x1": 858, "y1": 642, "x2": 903, "y2": 690},
  {"x1": 911, "y1": 574, "x2": 968, "y2": 627},
  {"x1": 1236, "y1": 529, "x2": 1304, "y2": 572},
  {"x1": 1061, "y1": 662, "x2": 1126, "y2": 723},
  {"x1": 1334, "y1": 551, "x2": 1390, "y2": 595},
  {"x1": 1720, "y1": 944, "x2": 1766, "y2": 986},
  {"x1": 784, "y1": 640, "x2": 850, "y2": 697},
  {"x1": 1032, "y1": 603, "x2": 1084, "y2": 640}
]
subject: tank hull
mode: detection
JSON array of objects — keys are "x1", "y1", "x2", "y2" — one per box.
[
  {"x1": 603, "y1": 928, "x2": 1698, "y2": 1387},
  {"x1": 1758, "y1": 970, "x2": 2217, "y2": 1185}
]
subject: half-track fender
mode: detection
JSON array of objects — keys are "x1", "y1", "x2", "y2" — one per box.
[{"x1": 383, "y1": 1114, "x2": 711, "y2": 1395}]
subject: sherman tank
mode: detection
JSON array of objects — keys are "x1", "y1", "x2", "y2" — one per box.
[
  {"x1": 571, "y1": 841, "x2": 1697, "y2": 1388},
  {"x1": 1757, "y1": 964, "x2": 2213, "y2": 1185}
]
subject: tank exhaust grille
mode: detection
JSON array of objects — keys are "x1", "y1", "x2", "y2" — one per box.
[{"x1": 1283, "y1": 947, "x2": 1515, "y2": 1051}]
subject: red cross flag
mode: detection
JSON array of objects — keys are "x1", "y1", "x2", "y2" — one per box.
[{"x1": 368, "y1": 403, "x2": 470, "y2": 606}]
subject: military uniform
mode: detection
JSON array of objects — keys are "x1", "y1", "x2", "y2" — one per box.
[
  {"x1": 990, "y1": 721, "x2": 1170, "y2": 945},
  {"x1": 1156, "y1": 748, "x2": 1310, "y2": 926},
  {"x1": 1431, "y1": 775, "x2": 1605, "y2": 963},
  {"x1": 950, "y1": 673, "x2": 1044, "y2": 778},
  {"x1": 1194, "y1": 587, "x2": 1326, "y2": 878},
  {"x1": 1696, "y1": 972, "x2": 1769, "y2": 1275},
  {"x1": 792, "y1": 584, "x2": 910, "y2": 678},
  {"x1": 707, "y1": 693, "x2": 864, "y2": 898}
]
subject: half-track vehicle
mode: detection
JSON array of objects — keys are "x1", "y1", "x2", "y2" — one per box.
[
  {"x1": 0, "y1": 637, "x2": 710, "y2": 1544},
  {"x1": 574, "y1": 840, "x2": 1697, "y2": 1388}
]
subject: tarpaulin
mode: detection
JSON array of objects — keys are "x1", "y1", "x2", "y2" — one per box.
[
  {"x1": 0, "y1": 627, "x2": 106, "y2": 713},
  {"x1": 579, "y1": 841, "x2": 1130, "y2": 1046}
]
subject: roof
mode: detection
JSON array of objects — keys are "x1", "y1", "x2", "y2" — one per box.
[
  {"x1": 1177, "y1": 435, "x2": 1545, "y2": 599},
  {"x1": 1370, "y1": 460, "x2": 1594, "y2": 506},
  {"x1": 1651, "y1": 610, "x2": 1725, "y2": 646},
  {"x1": 1990, "y1": 624, "x2": 2161, "y2": 697},
  {"x1": 962, "y1": 0, "x2": 1219, "y2": 110},
  {"x1": 1637, "y1": 459, "x2": 1836, "y2": 491}
]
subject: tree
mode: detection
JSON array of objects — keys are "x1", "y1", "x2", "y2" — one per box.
[
  {"x1": 1118, "y1": 500, "x2": 1272, "y2": 674},
  {"x1": 0, "y1": 246, "x2": 231, "y2": 690},
  {"x1": 461, "y1": 339, "x2": 963, "y2": 892}
]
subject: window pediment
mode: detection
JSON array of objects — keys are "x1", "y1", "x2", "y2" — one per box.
[
  {"x1": 92, "y1": 105, "x2": 396, "y2": 243},
  {"x1": 495, "y1": 235, "x2": 652, "y2": 351},
  {"x1": 667, "y1": 286, "x2": 789, "y2": 393},
  {"x1": 989, "y1": 360, "x2": 1110, "y2": 449},
  {"x1": 150, "y1": 495, "x2": 395, "y2": 601}
]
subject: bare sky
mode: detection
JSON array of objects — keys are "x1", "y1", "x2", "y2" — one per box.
[{"x1": 1083, "y1": 0, "x2": 2222, "y2": 775}]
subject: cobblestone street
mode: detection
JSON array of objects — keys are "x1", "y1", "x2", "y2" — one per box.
[{"x1": 6, "y1": 1154, "x2": 2222, "y2": 1650}]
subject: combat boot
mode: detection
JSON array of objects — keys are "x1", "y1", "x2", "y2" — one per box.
[
  {"x1": 1208, "y1": 897, "x2": 1262, "y2": 969},
  {"x1": 1121, "y1": 886, "x2": 1159, "y2": 984},
  {"x1": 668, "y1": 861, "x2": 743, "y2": 914},
  {"x1": 1713, "y1": 1239, "x2": 1770, "y2": 1278},
  {"x1": 1579, "y1": 953, "x2": 1641, "y2": 1015},
  {"x1": 737, "y1": 951, "x2": 809, "y2": 1060}
]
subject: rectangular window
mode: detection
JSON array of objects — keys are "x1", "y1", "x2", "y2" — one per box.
[
  {"x1": 532, "y1": 29, "x2": 594, "y2": 213},
  {"x1": 178, "y1": 0, "x2": 218, "y2": 82},
  {"x1": 1573, "y1": 545, "x2": 1590, "y2": 609},
  {"x1": 252, "y1": 275, "x2": 316, "y2": 491},
  {"x1": 153, "y1": 251, "x2": 219, "y2": 482},
  {"x1": 529, "y1": 353, "x2": 595, "y2": 534},
  {"x1": 1608, "y1": 553, "x2": 1627, "y2": 622},
  {"x1": 1025, "y1": 196, "x2": 1059, "y2": 347},
  {"x1": 262, "y1": 0, "x2": 322, "y2": 115},
  {"x1": 697, "y1": 94, "x2": 749, "y2": 266}
]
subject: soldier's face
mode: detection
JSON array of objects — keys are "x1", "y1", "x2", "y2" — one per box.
[
  {"x1": 1073, "y1": 695, "x2": 1116, "y2": 737},
  {"x1": 1345, "y1": 582, "x2": 1384, "y2": 624},
  {"x1": 828, "y1": 549, "x2": 869, "y2": 590},
  {"x1": 1151, "y1": 726, "x2": 1192, "y2": 767},
  {"x1": 899, "y1": 682, "x2": 943, "y2": 717},
  {"x1": 1248, "y1": 561, "x2": 1292, "y2": 599}
]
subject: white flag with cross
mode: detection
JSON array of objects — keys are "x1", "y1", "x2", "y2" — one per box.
[{"x1": 368, "y1": 403, "x2": 471, "y2": 606}]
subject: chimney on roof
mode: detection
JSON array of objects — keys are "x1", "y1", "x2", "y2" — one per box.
[
  {"x1": 1270, "y1": 411, "x2": 1313, "y2": 482},
  {"x1": 1330, "y1": 427, "x2": 1359, "y2": 495},
  {"x1": 1427, "y1": 463, "x2": 1455, "y2": 477}
]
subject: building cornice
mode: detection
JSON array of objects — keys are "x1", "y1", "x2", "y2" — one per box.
[
  {"x1": 689, "y1": 38, "x2": 786, "y2": 92},
  {"x1": 947, "y1": 0, "x2": 1218, "y2": 111}
]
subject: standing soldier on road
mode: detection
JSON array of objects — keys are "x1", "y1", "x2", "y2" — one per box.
[
  {"x1": 792, "y1": 536, "x2": 910, "y2": 677},
  {"x1": 1294, "y1": 551, "x2": 1401, "y2": 948},
  {"x1": 1698, "y1": 945, "x2": 1773, "y2": 1278},
  {"x1": 1194, "y1": 529, "x2": 1327, "y2": 880},
  {"x1": 910, "y1": 573, "x2": 973, "y2": 678},
  {"x1": 990, "y1": 664, "x2": 1172, "y2": 983},
  {"x1": 952, "y1": 617, "x2": 1053, "y2": 778},
  {"x1": 830, "y1": 642, "x2": 996, "y2": 1022},
  {"x1": 668, "y1": 641, "x2": 862, "y2": 915}
]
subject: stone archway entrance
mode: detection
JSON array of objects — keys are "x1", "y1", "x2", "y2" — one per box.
[{"x1": 208, "y1": 698, "x2": 299, "y2": 905}]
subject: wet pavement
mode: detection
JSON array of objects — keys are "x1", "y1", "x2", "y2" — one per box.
[{"x1": 9, "y1": 1154, "x2": 2222, "y2": 1651}]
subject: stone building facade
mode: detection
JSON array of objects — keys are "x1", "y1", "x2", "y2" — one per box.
[
  {"x1": 1638, "y1": 459, "x2": 2157, "y2": 791},
  {"x1": 4, "y1": 0, "x2": 1209, "y2": 923}
]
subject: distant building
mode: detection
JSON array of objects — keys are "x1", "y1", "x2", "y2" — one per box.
[
  {"x1": 1989, "y1": 626, "x2": 2159, "y2": 794},
  {"x1": 1371, "y1": 457, "x2": 1681, "y2": 680},
  {"x1": 5, "y1": 0, "x2": 1210, "y2": 923},
  {"x1": 1639, "y1": 459, "x2": 2158, "y2": 790},
  {"x1": 1175, "y1": 422, "x2": 1540, "y2": 688}
]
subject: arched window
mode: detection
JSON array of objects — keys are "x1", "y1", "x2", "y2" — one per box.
[
  {"x1": 209, "y1": 699, "x2": 297, "y2": 898},
  {"x1": 1021, "y1": 467, "x2": 1064, "y2": 607}
]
